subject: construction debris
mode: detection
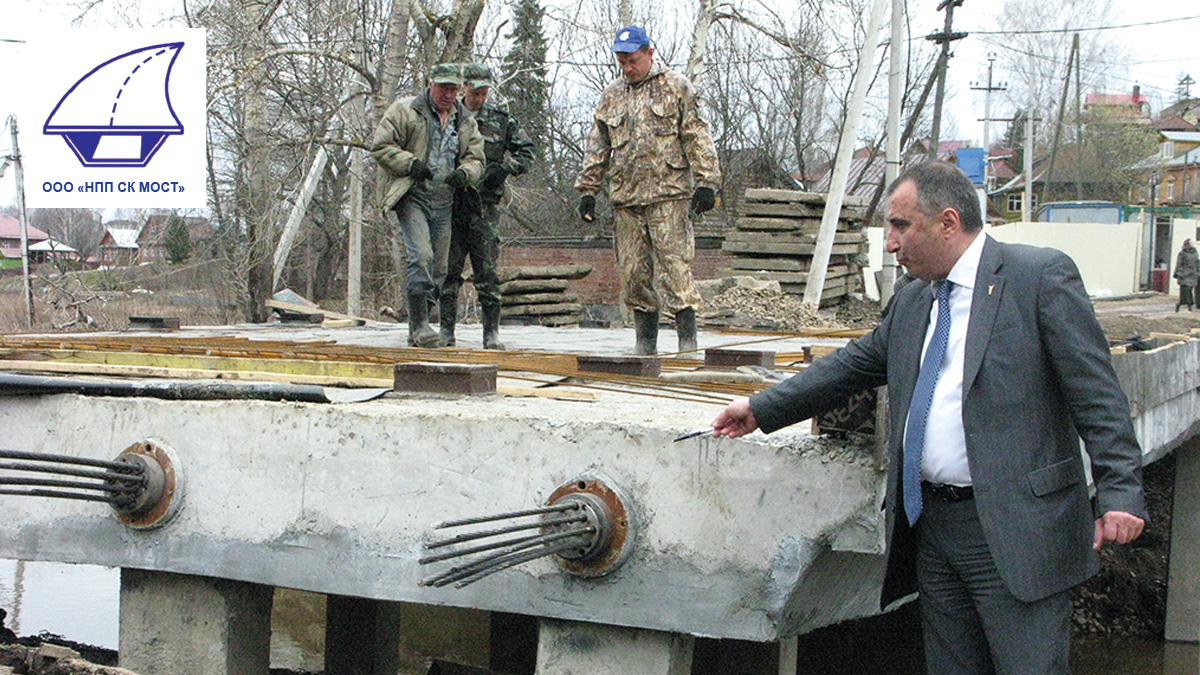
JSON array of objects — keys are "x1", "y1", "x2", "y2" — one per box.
[
  {"x1": 696, "y1": 277, "x2": 835, "y2": 331},
  {"x1": 721, "y1": 188, "x2": 869, "y2": 305},
  {"x1": 499, "y1": 265, "x2": 591, "y2": 327}
]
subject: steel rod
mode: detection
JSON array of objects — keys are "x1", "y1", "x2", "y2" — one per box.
[
  {"x1": 421, "y1": 527, "x2": 595, "y2": 588},
  {"x1": 0, "y1": 449, "x2": 142, "y2": 473},
  {"x1": 425, "y1": 512, "x2": 588, "y2": 549},
  {"x1": 420, "y1": 527, "x2": 593, "y2": 565},
  {"x1": 454, "y1": 541, "x2": 583, "y2": 588},
  {"x1": 434, "y1": 502, "x2": 581, "y2": 529},
  {"x1": 0, "y1": 461, "x2": 147, "y2": 484},
  {"x1": 0, "y1": 488, "x2": 117, "y2": 503},
  {"x1": 0, "y1": 476, "x2": 124, "y2": 493}
]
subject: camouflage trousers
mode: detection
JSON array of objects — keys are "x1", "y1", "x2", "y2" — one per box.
[
  {"x1": 443, "y1": 202, "x2": 502, "y2": 307},
  {"x1": 613, "y1": 199, "x2": 701, "y2": 314}
]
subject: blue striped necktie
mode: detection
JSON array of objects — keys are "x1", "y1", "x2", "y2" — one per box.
[{"x1": 903, "y1": 279, "x2": 953, "y2": 526}]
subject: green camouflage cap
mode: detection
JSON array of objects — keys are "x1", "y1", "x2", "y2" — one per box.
[
  {"x1": 463, "y1": 63, "x2": 494, "y2": 90},
  {"x1": 429, "y1": 62, "x2": 463, "y2": 86}
]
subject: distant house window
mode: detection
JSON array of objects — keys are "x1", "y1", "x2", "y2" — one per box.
[
  {"x1": 1007, "y1": 192, "x2": 1022, "y2": 213},
  {"x1": 1168, "y1": 180, "x2": 1176, "y2": 200},
  {"x1": 1030, "y1": 193, "x2": 1039, "y2": 210},
  {"x1": 1162, "y1": 141, "x2": 1175, "y2": 158}
]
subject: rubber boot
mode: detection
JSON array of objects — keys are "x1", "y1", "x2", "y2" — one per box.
[
  {"x1": 427, "y1": 295, "x2": 440, "y2": 326},
  {"x1": 407, "y1": 292, "x2": 441, "y2": 348},
  {"x1": 482, "y1": 299, "x2": 505, "y2": 351},
  {"x1": 439, "y1": 294, "x2": 457, "y2": 347},
  {"x1": 675, "y1": 307, "x2": 698, "y2": 353},
  {"x1": 633, "y1": 310, "x2": 659, "y2": 355}
]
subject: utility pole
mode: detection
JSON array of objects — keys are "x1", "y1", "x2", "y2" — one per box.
[
  {"x1": 927, "y1": 0, "x2": 968, "y2": 159},
  {"x1": 1041, "y1": 33, "x2": 1078, "y2": 209},
  {"x1": 6, "y1": 116, "x2": 33, "y2": 327},
  {"x1": 880, "y1": 0, "x2": 906, "y2": 306},
  {"x1": 970, "y1": 54, "x2": 1006, "y2": 155}
]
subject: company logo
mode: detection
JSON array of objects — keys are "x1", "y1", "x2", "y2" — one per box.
[
  {"x1": 21, "y1": 29, "x2": 206, "y2": 208},
  {"x1": 43, "y1": 43, "x2": 186, "y2": 168}
]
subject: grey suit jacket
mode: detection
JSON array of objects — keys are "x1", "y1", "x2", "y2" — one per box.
[{"x1": 751, "y1": 236, "x2": 1147, "y2": 608}]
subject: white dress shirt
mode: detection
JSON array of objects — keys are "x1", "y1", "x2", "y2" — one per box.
[{"x1": 910, "y1": 231, "x2": 988, "y2": 486}]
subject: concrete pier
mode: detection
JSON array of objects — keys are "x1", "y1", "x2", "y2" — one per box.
[
  {"x1": 119, "y1": 569, "x2": 272, "y2": 675},
  {"x1": 536, "y1": 619, "x2": 694, "y2": 675}
]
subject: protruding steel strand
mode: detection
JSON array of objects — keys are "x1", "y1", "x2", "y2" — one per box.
[
  {"x1": 421, "y1": 527, "x2": 596, "y2": 588},
  {"x1": 0, "y1": 461, "x2": 148, "y2": 484},
  {"x1": 454, "y1": 541, "x2": 584, "y2": 589},
  {"x1": 424, "y1": 513, "x2": 588, "y2": 549},
  {"x1": 420, "y1": 527, "x2": 595, "y2": 587},
  {"x1": 420, "y1": 527, "x2": 594, "y2": 565},
  {"x1": 434, "y1": 502, "x2": 581, "y2": 529},
  {"x1": 0, "y1": 449, "x2": 144, "y2": 474},
  {"x1": 0, "y1": 488, "x2": 118, "y2": 503},
  {"x1": 0, "y1": 477, "x2": 125, "y2": 493}
]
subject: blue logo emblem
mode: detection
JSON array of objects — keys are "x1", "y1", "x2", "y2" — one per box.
[{"x1": 43, "y1": 43, "x2": 185, "y2": 168}]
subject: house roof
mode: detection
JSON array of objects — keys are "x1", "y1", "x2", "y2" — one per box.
[
  {"x1": 1161, "y1": 131, "x2": 1200, "y2": 143},
  {"x1": 29, "y1": 239, "x2": 77, "y2": 252},
  {"x1": 0, "y1": 215, "x2": 50, "y2": 241},
  {"x1": 140, "y1": 214, "x2": 213, "y2": 243},
  {"x1": 101, "y1": 226, "x2": 140, "y2": 248}
]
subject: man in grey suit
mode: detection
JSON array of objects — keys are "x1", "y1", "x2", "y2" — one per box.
[{"x1": 711, "y1": 161, "x2": 1146, "y2": 673}]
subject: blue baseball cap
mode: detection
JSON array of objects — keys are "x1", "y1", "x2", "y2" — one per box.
[{"x1": 612, "y1": 25, "x2": 651, "y2": 53}]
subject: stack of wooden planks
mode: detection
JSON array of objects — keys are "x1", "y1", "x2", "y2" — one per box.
[
  {"x1": 720, "y1": 189, "x2": 868, "y2": 304},
  {"x1": 499, "y1": 264, "x2": 591, "y2": 327}
]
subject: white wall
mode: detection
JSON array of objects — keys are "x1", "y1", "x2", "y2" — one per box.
[
  {"x1": 984, "y1": 221, "x2": 1142, "y2": 297},
  {"x1": 863, "y1": 221, "x2": 1145, "y2": 298}
]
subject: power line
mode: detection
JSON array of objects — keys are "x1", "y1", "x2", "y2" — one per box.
[{"x1": 971, "y1": 14, "x2": 1200, "y2": 36}]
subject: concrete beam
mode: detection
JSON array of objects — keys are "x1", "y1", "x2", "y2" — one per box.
[
  {"x1": 535, "y1": 619, "x2": 693, "y2": 675},
  {"x1": 1166, "y1": 439, "x2": 1200, "y2": 643},
  {"x1": 119, "y1": 569, "x2": 272, "y2": 675}
]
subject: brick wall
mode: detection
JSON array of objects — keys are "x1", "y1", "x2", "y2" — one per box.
[{"x1": 498, "y1": 239, "x2": 731, "y2": 304}]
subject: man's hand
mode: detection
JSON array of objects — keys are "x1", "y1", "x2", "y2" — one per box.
[
  {"x1": 446, "y1": 168, "x2": 470, "y2": 190},
  {"x1": 409, "y1": 159, "x2": 434, "y2": 182},
  {"x1": 501, "y1": 155, "x2": 523, "y2": 176},
  {"x1": 1093, "y1": 511, "x2": 1145, "y2": 550},
  {"x1": 711, "y1": 397, "x2": 758, "y2": 438},
  {"x1": 482, "y1": 166, "x2": 506, "y2": 191},
  {"x1": 690, "y1": 187, "x2": 716, "y2": 215},
  {"x1": 579, "y1": 195, "x2": 596, "y2": 223}
]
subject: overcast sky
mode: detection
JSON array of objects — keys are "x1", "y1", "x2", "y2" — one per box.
[{"x1": 2, "y1": 0, "x2": 1199, "y2": 211}]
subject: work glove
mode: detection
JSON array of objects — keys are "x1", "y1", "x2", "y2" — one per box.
[
  {"x1": 690, "y1": 187, "x2": 716, "y2": 215},
  {"x1": 409, "y1": 159, "x2": 434, "y2": 182},
  {"x1": 501, "y1": 155, "x2": 523, "y2": 176},
  {"x1": 481, "y1": 166, "x2": 507, "y2": 191},
  {"x1": 579, "y1": 195, "x2": 596, "y2": 223},
  {"x1": 446, "y1": 168, "x2": 471, "y2": 190}
]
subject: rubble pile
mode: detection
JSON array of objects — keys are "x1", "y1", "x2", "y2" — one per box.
[
  {"x1": 721, "y1": 188, "x2": 869, "y2": 305},
  {"x1": 696, "y1": 277, "x2": 835, "y2": 331}
]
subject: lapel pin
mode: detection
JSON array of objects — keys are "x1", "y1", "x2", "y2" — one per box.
[{"x1": 988, "y1": 284, "x2": 994, "y2": 295}]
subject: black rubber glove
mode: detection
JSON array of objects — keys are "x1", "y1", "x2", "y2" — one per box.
[
  {"x1": 446, "y1": 168, "x2": 470, "y2": 190},
  {"x1": 482, "y1": 167, "x2": 506, "y2": 191},
  {"x1": 690, "y1": 187, "x2": 716, "y2": 215},
  {"x1": 409, "y1": 159, "x2": 434, "y2": 182},
  {"x1": 579, "y1": 195, "x2": 596, "y2": 223}
]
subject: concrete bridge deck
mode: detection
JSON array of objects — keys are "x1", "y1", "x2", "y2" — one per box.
[{"x1": 1, "y1": 323, "x2": 1198, "y2": 674}]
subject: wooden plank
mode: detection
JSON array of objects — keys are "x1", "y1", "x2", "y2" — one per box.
[
  {"x1": 0, "y1": 348, "x2": 395, "y2": 381},
  {"x1": 718, "y1": 267, "x2": 851, "y2": 283},
  {"x1": 264, "y1": 299, "x2": 374, "y2": 326},
  {"x1": 0, "y1": 359, "x2": 598, "y2": 402},
  {"x1": 1148, "y1": 332, "x2": 1194, "y2": 342},
  {"x1": 500, "y1": 302, "x2": 582, "y2": 317},
  {"x1": 502, "y1": 292, "x2": 580, "y2": 306},
  {"x1": 721, "y1": 241, "x2": 863, "y2": 256},
  {"x1": 735, "y1": 216, "x2": 820, "y2": 232},
  {"x1": 498, "y1": 278, "x2": 571, "y2": 294}
]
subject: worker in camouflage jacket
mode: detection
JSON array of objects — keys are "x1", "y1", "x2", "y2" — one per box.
[
  {"x1": 371, "y1": 62, "x2": 486, "y2": 347},
  {"x1": 575, "y1": 25, "x2": 721, "y2": 355},
  {"x1": 441, "y1": 63, "x2": 536, "y2": 350}
]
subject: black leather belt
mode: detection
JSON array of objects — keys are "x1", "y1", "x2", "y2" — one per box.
[{"x1": 922, "y1": 481, "x2": 974, "y2": 502}]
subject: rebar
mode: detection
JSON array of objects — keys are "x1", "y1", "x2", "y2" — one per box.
[
  {"x1": 424, "y1": 512, "x2": 587, "y2": 549},
  {"x1": 420, "y1": 526, "x2": 593, "y2": 566},
  {"x1": 0, "y1": 488, "x2": 118, "y2": 504},
  {"x1": 0, "y1": 448, "x2": 144, "y2": 474},
  {"x1": 421, "y1": 528, "x2": 596, "y2": 588},
  {"x1": 0, "y1": 460, "x2": 147, "y2": 485},
  {"x1": 433, "y1": 502, "x2": 581, "y2": 529}
]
